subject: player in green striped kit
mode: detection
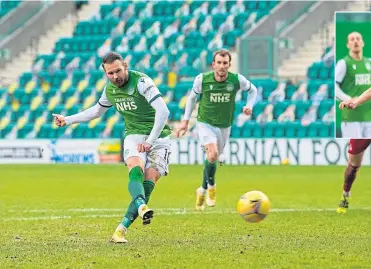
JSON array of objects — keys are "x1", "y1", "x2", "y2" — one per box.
[
  {"x1": 176, "y1": 49, "x2": 257, "y2": 210},
  {"x1": 52, "y1": 52, "x2": 171, "y2": 243},
  {"x1": 336, "y1": 31, "x2": 371, "y2": 138}
]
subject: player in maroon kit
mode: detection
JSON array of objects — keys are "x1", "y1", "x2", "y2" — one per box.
[{"x1": 336, "y1": 139, "x2": 371, "y2": 213}]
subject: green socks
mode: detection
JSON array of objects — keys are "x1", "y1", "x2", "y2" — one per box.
[
  {"x1": 122, "y1": 179, "x2": 156, "y2": 229},
  {"x1": 128, "y1": 166, "x2": 146, "y2": 208},
  {"x1": 143, "y1": 180, "x2": 155, "y2": 203},
  {"x1": 202, "y1": 159, "x2": 217, "y2": 188}
]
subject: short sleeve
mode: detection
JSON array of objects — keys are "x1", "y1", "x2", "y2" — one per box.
[
  {"x1": 192, "y1": 73, "x2": 203, "y2": 94},
  {"x1": 98, "y1": 86, "x2": 112, "y2": 107},
  {"x1": 335, "y1": 59, "x2": 347, "y2": 84}
]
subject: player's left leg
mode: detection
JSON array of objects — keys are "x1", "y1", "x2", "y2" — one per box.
[
  {"x1": 197, "y1": 122, "x2": 219, "y2": 209},
  {"x1": 120, "y1": 168, "x2": 161, "y2": 227},
  {"x1": 206, "y1": 126, "x2": 231, "y2": 207},
  {"x1": 111, "y1": 135, "x2": 154, "y2": 243}
]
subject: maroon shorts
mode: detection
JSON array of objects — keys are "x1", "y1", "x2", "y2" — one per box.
[{"x1": 348, "y1": 139, "x2": 371, "y2": 155}]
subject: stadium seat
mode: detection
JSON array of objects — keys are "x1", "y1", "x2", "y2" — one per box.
[{"x1": 2, "y1": 1, "x2": 335, "y2": 139}]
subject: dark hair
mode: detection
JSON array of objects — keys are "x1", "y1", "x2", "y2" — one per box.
[
  {"x1": 101, "y1": 51, "x2": 124, "y2": 69},
  {"x1": 213, "y1": 49, "x2": 232, "y2": 62}
]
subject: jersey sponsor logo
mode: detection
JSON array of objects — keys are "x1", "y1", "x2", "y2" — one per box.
[
  {"x1": 210, "y1": 92, "x2": 231, "y2": 103},
  {"x1": 116, "y1": 101, "x2": 138, "y2": 111},
  {"x1": 355, "y1": 74, "x2": 371, "y2": 86},
  {"x1": 226, "y1": 84, "x2": 234, "y2": 91}
]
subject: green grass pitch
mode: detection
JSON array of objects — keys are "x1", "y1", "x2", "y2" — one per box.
[{"x1": 1, "y1": 164, "x2": 371, "y2": 269}]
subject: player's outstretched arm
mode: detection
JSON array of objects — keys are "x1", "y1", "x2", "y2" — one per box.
[
  {"x1": 176, "y1": 74, "x2": 202, "y2": 137},
  {"x1": 53, "y1": 103, "x2": 110, "y2": 127},
  {"x1": 53, "y1": 87, "x2": 111, "y2": 127}
]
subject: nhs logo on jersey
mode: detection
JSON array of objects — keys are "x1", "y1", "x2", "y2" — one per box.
[
  {"x1": 355, "y1": 74, "x2": 371, "y2": 86},
  {"x1": 115, "y1": 97, "x2": 138, "y2": 111},
  {"x1": 210, "y1": 93, "x2": 231, "y2": 103}
]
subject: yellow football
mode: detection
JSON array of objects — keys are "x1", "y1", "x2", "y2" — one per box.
[{"x1": 237, "y1": 190, "x2": 270, "y2": 223}]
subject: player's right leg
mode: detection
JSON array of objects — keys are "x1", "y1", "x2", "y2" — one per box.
[
  {"x1": 336, "y1": 139, "x2": 371, "y2": 214},
  {"x1": 196, "y1": 122, "x2": 219, "y2": 210},
  {"x1": 111, "y1": 135, "x2": 153, "y2": 243},
  {"x1": 341, "y1": 122, "x2": 362, "y2": 138}
]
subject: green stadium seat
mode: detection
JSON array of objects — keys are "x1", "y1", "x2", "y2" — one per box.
[
  {"x1": 297, "y1": 125, "x2": 308, "y2": 138},
  {"x1": 273, "y1": 101, "x2": 290, "y2": 119},
  {"x1": 212, "y1": 14, "x2": 228, "y2": 29},
  {"x1": 293, "y1": 100, "x2": 312, "y2": 119},
  {"x1": 231, "y1": 124, "x2": 241, "y2": 138},
  {"x1": 112, "y1": 123, "x2": 124, "y2": 138},
  {"x1": 307, "y1": 121, "x2": 323, "y2": 137},
  {"x1": 319, "y1": 67, "x2": 330, "y2": 80},
  {"x1": 242, "y1": 121, "x2": 257, "y2": 137},
  {"x1": 285, "y1": 84, "x2": 297, "y2": 99},
  {"x1": 4, "y1": 0, "x2": 297, "y2": 139},
  {"x1": 235, "y1": 13, "x2": 250, "y2": 29},
  {"x1": 72, "y1": 123, "x2": 89, "y2": 138},
  {"x1": 263, "y1": 121, "x2": 275, "y2": 137},
  {"x1": 1, "y1": 124, "x2": 15, "y2": 138},
  {"x1": 284, "y1": 121, "x2": 301, "y2": 138},
  {"x1": 246, "y1": 1, "x2": 257, "y2": 10},
  {"x1": 252, "y1": 101, "x2": 268, "y2": 119},
  {"x1": 18, "y1": 124, "x2": 34, "y2": 138}
]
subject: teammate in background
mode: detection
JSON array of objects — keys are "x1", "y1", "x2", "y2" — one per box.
[
  {"x1": 176, "y1": 49, "x2": 257, "y2": 210},
  {"x1": 337, "y1": 89, "x2": 371, "y2": 213},
  {"x1": 53, "y1": 52, "x2": 171, "y2": 243},
  {"x1": 335, "y1": 31, "x2": 371, "y2": 138}
]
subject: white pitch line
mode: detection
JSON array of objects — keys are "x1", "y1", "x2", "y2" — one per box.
[
  {"x1": 3, "y1": 207, "x2": 371, "y2": 222},
  {"x1": 7, "y1": 208, "x2": 199, "y2": 213},
  {"x1": 7, "y1": 207, "x2": 371, "y2": 214}
]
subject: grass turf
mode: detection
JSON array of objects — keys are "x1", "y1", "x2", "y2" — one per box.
[{"x1": 0, "y1": 164, "x2": 371, "y2": 269}]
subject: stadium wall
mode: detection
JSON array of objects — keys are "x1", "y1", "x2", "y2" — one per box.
[{"x1": 0, "y1": 139, "x2": 365, "y2": 166}]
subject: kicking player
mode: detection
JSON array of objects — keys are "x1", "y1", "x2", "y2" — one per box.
[
  {"x1": 335, "y1": 31, "x2": 371, "y2": 138},
  {"x1": 176, "y1": 49, "x2": 257, "y2": 210},
  {"x1": 53, "y1": 52, "x2": 171, "y2": 243}
]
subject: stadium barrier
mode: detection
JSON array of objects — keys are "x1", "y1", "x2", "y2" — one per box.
[{"x1": 0, "y1": 139, "x2": 365, "y2": 165}]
